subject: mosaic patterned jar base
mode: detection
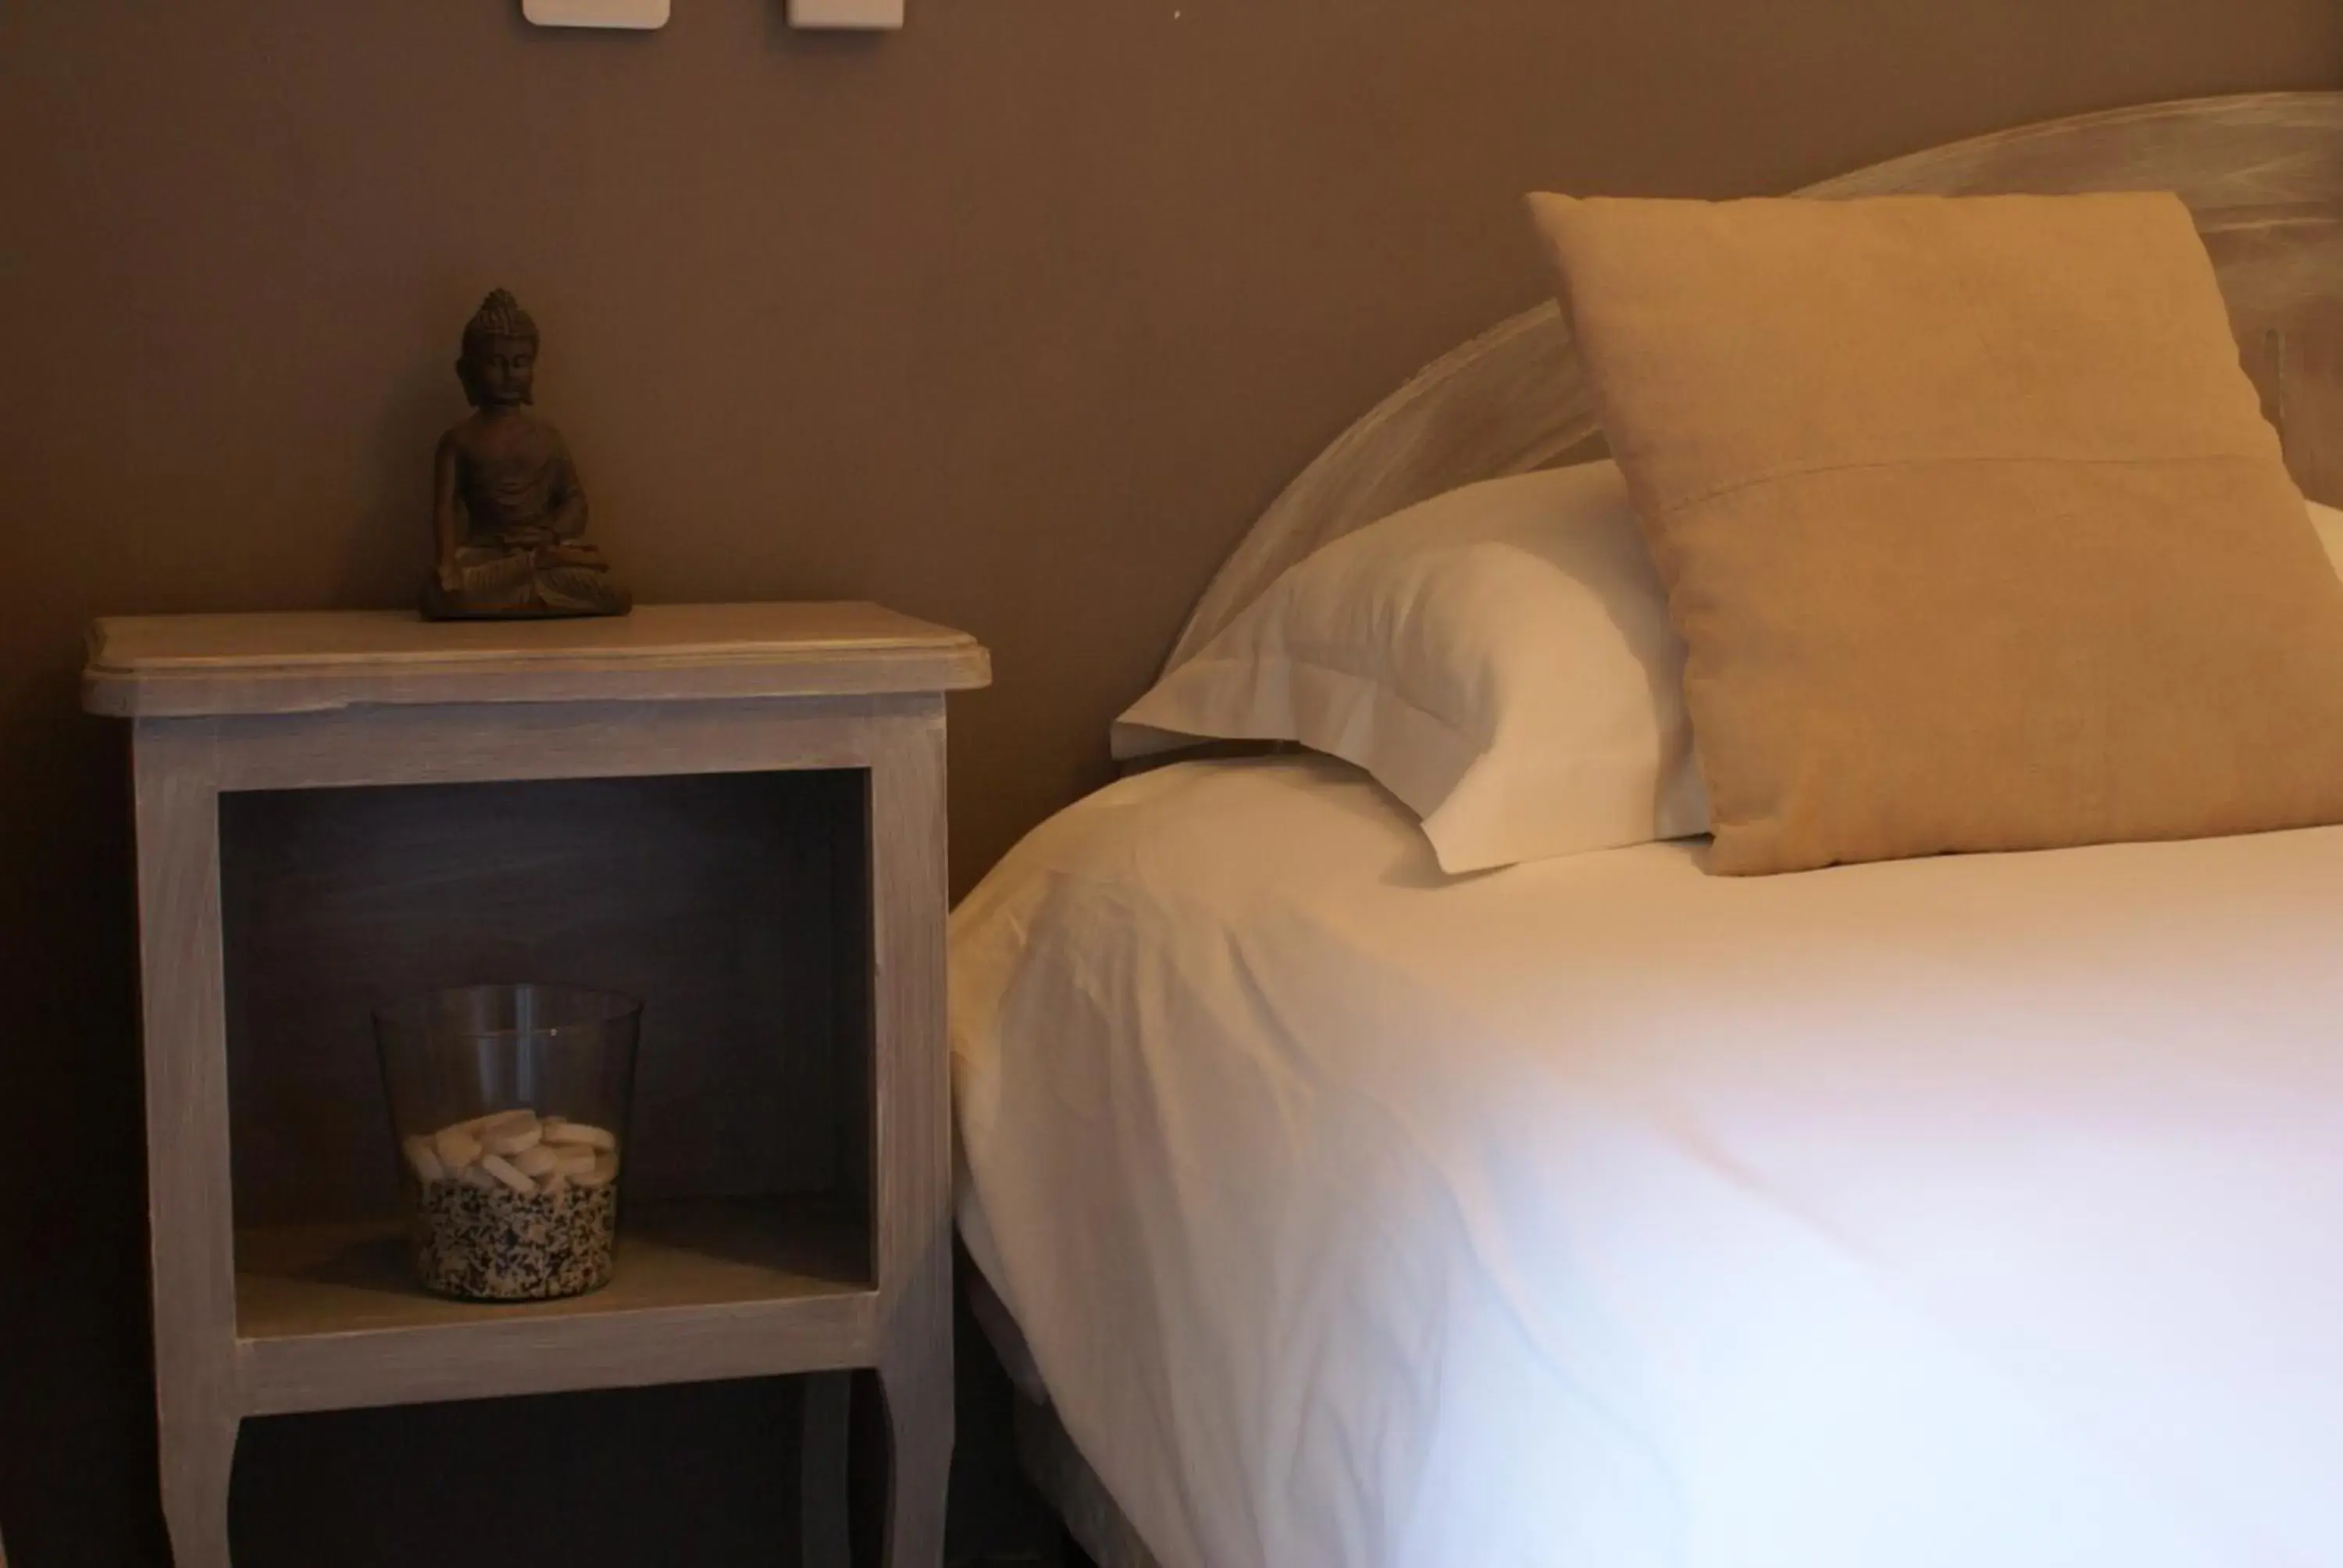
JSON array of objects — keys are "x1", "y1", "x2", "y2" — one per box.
[{"x1": 412, "y1": 1180, "x2": 619, "y2": 1302}]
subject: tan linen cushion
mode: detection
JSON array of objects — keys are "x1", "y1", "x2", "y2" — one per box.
[{"x1": 1526, "y1": 190, "x2": 2343, "y2": 874}]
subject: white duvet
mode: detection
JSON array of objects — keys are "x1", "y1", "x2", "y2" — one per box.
[{"x1": 952, "y1": 755, "x2": 2343, "y2": 1568}]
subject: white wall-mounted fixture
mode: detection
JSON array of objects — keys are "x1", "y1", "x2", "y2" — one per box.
[
  {"x1": 524, "y1": 0, "x2": 670, "y2": 27},
  {"x1": 788, "y1": 0, "x2": 904, "y2": 27}
]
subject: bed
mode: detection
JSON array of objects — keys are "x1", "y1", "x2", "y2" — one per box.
[{"x1": 951, "y1": 93, "x2": 2343, "y2": 1568}]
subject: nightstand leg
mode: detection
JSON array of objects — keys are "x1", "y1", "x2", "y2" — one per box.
[
  {"x1": 878, "y1": 1351, "x2": 952, "y2": 1568},
  {"x1": 134, "y1": 724, "x2": 241, "y2": 1568},
  {"x1": 158, "y1": 1411, "x2": 237, "y2": 1568}
]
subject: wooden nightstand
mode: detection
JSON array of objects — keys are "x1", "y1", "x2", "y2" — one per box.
[{"x1": 82, "y1": 603, "x2": 989, "y2": 1568}]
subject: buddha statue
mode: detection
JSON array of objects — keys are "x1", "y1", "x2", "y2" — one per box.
[{"x1": 422, "y1": 289, "x2": 631, "y2": 619}]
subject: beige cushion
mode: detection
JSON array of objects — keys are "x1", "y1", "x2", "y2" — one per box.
[{"x1": 1527, "y1": 190, "x2": 2343, "y2": 875}]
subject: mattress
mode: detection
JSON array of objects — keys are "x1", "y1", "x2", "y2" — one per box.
[{"x1": 951, "y1": 754, "x2": 2343, "y2": 1568}]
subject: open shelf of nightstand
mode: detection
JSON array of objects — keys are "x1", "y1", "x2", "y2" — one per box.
[{"x1": 235, "y1": 1196, "x2": 876, "y2": 1415}]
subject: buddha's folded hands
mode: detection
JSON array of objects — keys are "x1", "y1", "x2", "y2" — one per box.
[{"x1": 540, "y1": 541, "x2": 611, "y2": 570}]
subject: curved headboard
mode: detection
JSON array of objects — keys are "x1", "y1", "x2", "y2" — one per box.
[{"x1": 1161, "y1": 91, "x2": 2343, "y2": 677}]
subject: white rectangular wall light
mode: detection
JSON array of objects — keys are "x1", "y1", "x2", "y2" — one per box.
[
  {"x1": 788, "y1": 0, "x2": 904, "y2": 27},
  {"x1": 524, "y1": 0, "x2": 671, "y2": 27}
]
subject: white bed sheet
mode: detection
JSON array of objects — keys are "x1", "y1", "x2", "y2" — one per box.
[{"x1": 952, "y1": 754, "x2": 2343, "y2": 1568}]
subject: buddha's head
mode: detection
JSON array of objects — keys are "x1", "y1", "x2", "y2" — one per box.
[{"x1": 457, "y1": 288, "x2": 540, "y2": 409}]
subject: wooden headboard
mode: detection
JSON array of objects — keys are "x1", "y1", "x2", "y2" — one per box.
[{"x1": 1159, "y1": 91, "x2": 2343, "y2": 678}]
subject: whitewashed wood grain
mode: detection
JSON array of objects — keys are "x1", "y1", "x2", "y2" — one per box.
[
  {"x1": 200, "y1": 693, "x2": 911, "y2": 793},
  {"x1": 134, "y1": 718, "x2": 241, "y2": 1568},
  {"x1": 90, "y1": 609, "x2": 979, "y2": 1567},
  {"x1": 866, "y1": 698, "x2": 957, "y2": 1568},
  {"x1": 84, "y1": 602, "x2": 989, "y2": 718}
]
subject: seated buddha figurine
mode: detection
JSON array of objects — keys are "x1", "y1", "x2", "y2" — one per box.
[{"x1": 422, "y1": 289, "x2": 631, "y2": 619}]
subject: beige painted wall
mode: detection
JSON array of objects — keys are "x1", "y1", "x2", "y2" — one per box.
[{"x1": 2, "y1": 2, "x2": 2336, "y2": 1559}]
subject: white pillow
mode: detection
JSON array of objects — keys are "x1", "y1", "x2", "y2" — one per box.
[
  {"x1": 2316, "y1": 498, "x2": 2343, "y2": 570},
  {"x1": 1119, "y1": 465, "x2": 2343, "y2": 875},
  {"x1": 1115, "y1": 461, "x2": 1706, "y2": 872}
]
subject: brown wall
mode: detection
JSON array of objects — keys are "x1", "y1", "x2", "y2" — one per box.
[{"x1": 2, "y1": 1, "x2": 2337, "y2": 1561}]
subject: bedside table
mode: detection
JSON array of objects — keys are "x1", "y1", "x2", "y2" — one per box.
[{"x1": 82, "y1": 602, "x2": 990, "y2": 1568}]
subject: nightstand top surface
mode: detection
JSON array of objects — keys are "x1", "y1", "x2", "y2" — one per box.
[{"x1": 84, "y1": 600, "x2": 990, "y2": 717}]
